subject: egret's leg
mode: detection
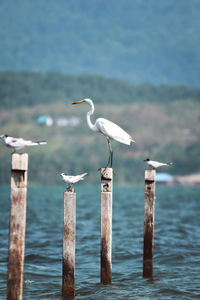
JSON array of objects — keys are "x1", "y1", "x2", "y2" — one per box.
[
  {"x1": 105, "y1": 138, "x2": 110, "y2": 167},
  {"x1": 109, "y1": 142, "x2": 113, "y2": 168},
  {"x1": 106, "y1": 138, "x2": 113, "y2": 168}
]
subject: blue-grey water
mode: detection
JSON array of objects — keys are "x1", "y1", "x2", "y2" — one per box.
[{"x1": 0, "y1": 185, "x2": 200, "y2": 299}]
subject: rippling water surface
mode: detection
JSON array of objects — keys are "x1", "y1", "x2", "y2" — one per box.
[{"x1": 0, "y1": 185, "x2": 200, "y2": 299}]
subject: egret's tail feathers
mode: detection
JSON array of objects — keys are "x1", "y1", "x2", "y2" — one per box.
[
  {"x1": 126, "y1": 138, "x2": 136, "y2": 145},
  {"x1": 131, "y1": 137, "x2": 136, "y2": 144},
  {"x1": 116, "y1": 136, "x2": 135, "y2": 145},
  {"x1": 128, "y1": 134, "x2": 136, "y2": 144},
  {"x1": 167, "y1": 162, "x2": 173, "y2": 166}
]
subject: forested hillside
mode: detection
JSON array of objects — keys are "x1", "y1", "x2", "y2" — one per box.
[
  {"x1": 0, "y1": 0, "x2": 199, "y2": 86},
  {"x1": 1, "y1": 72, "x2": 200, "y2": 108}
]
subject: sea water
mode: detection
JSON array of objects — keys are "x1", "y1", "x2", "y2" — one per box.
[{"x1": 0, "y1": 185, "x2": 200, "y2": 299}]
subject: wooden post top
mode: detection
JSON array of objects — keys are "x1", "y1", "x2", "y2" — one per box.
[
  {"x1": 101, "y1": 168, "x2": 113, "y2": 179},
  {"x1": 145, "y1": 169, "x2": 156, "y2": 181},
  {"x1": 11, "y1": 153, "x2": 28, "y2": 171},
  {"x1": 101, "y1": 168, "x2": 113, "y2": 193},
  {"x1": 64, "y1": 192, "x2": 76, "y2": 201}
]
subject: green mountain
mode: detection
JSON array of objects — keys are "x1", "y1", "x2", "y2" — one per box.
[
  {"x1": 1, "y1": 71, "x2": 200, "y2": 108},
  {"x1": 0, "y1": 0, "x2": 200, "y2": 86}
]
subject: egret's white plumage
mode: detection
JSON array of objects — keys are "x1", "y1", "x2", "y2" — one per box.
[
  {"x1": 60, "y1": 172, "x2": 87, "y2": 186},
  {"x1": 95, "y1": 117, "x2": 133, "y2": 145},
  {"x1": 72, "y1": 98, "x2": 135, "y2": 167},
  {"x1": 0, "y1": 134, "x2": 47, "y2": 152},
  {"x1": 144, "y1": 158, "x2": 173, "y2": 169}
]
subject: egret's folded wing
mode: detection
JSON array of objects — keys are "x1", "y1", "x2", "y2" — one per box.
[{"x1": 96, "y1": 118, "x2": 133, "y2": 145}]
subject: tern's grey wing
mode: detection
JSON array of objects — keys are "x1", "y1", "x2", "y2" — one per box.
[
  {"x1": 10, "y1": 138, "x2": 20, "y2": 144},
  {"x1": 66, "y1": 176, "x2": 75, "y2": 181},
  {"x1": 80, "y1": 173, "x2": 88, "y2": 177}
]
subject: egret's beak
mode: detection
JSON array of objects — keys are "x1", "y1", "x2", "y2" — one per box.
[{"x1": 72, "y1": 100, "x2": 85, "y2": 105}]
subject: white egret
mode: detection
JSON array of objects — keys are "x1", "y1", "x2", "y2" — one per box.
[
  {"x1": 0, "y1": 134, "x2": 47, "y2": 152},
  {"x1": 72, "y1": 98, "x2": 135, "y2": 167},
  {"x1": 144, "y1": 158, "x2": 173, "y2": 169}
]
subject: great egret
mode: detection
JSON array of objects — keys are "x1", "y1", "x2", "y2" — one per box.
[
  {"x1": 144, "y1": 158, "x2": 173, "y2": 169},
  {"x1": 0, "y1": 134, "x2": 47, "y2": 153},
  {"x1": 72, "y1": 98, "x2": 135, "y2": 168}
]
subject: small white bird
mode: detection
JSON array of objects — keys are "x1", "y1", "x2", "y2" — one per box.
[
  {"x1": 0, "y1": 134, "x2": 47, "y2": 152},
  {"x1": 72, "y1": 98, "x2": 135, "y2": 168},
  {"x1": 60, "y1": 172, "x2": 88, "y2": 190},
  {"x1": 144, "y1": 158, "x2": 173, "y2": 169}
]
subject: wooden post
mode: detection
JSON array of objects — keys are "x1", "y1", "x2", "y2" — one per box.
[
  {"x1": 143, "y1": 169, "x2": 156, "y2": 278},
  {"x1": 101, "y1": 168, "x2": 113, "y2": 284},
  {"x1": 62, "y1": 187, "x2": 76, "y2": 298},
  {"x1": 7, "y1": 153, "x2": 28, "y2": 300}
]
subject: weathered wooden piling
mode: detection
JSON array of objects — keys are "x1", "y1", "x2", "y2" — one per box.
[
  {"x1": 62, "y1": 187, "x2": 76, "y2": 298},
  {"x1": 100, "y1": 168, "x2": 113, "y2": 284},
  {"x1": 7, "y1": 153, "x2": 28, "y2": 300},
  {"x1": 143, "y1": 169, "x2": 156, "y2": 278}
]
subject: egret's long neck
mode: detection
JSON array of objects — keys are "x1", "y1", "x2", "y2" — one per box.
[{"x1": 86, "y1": 101, "x2": 97, "y2": 132}]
